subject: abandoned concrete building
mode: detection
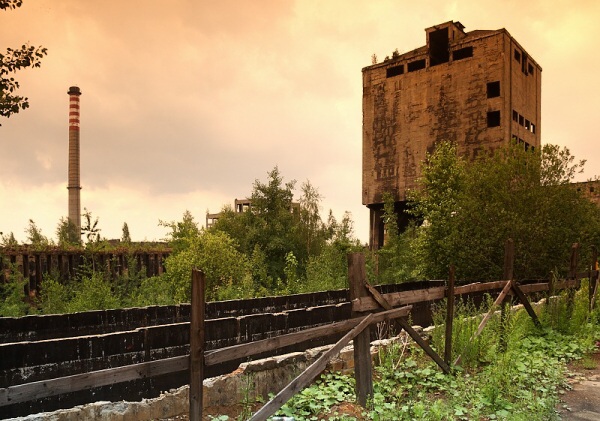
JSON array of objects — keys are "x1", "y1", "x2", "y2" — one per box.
[
  {"x1": 363, "y1": 21, "x2": 542, "y2": 248},
  {"x1": 206, "y1": 198, "x2": 300, "y2": 229}
]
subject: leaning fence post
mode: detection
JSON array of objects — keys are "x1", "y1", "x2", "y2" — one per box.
[
  {"x1": 499, "y1": 239, "x2": 514, "y2": 352},
  {"x1": 590, "y1": 246, "x2": 598, "y2": 312},
  {"x1": 567, "y1": 243, "x2": 580, "y2": 318},
  {"x1": 444, "y1": 265, "x2": 455, "y2": 365},
  {"x1": 348, "y1": 253, "x2": 373, "y2": 407},
  {"x1": 190, "y1": 269, "x2": 205, "y2": 421}
]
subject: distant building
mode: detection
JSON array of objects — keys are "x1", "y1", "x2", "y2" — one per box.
[
  {"x1": 573, "y1": 180, "x2": 600, "y2": 207},
  {"x1": 362, "y1": 21, "x2": 542, "y2": 248},
  {"x1": 206, "y1": 198, "x2": 300, "y2": 229}
]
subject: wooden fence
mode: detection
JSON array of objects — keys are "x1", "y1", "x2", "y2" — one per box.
[{"x1": 1, "y1": 242, "x2": 598, "y2": 419}]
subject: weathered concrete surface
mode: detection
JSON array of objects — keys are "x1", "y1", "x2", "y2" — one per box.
[{"x1": 558, "y1": 351, "x2": 600, "y2": 421}]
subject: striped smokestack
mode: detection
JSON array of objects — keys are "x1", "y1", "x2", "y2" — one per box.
[{"x1": 67, "y1": 86, "x2": 82, "y2": 235}]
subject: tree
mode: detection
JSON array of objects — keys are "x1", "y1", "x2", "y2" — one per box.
[
  {"x1": 0, "y1": 231, "x2": 18, "y2": 247},
  {"x1": 81, "y1": 208, "x2": 101, "y2": 244},
  {"x1": 1, "y1": 0, "x2": 48, "y2": 124},
  {"x1": 121, "y1": 222, "x2": 131, "y2": 244},
  {"x1": 159, "y1": 210, "x2": 200, "y2": 253},
  {"x1": 410, "y1": 141, "x2": 600, "y2": 281},
  {"x1": 25, "y1": 219, "x2": 49, "y2": 248},
  {"x1": 56, "y1": 217, "x2": 81, "y2": 247}
]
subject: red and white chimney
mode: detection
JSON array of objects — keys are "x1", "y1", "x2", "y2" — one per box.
[{"x1": 67, "y1": 86, "x2": 82, "y2": 235}]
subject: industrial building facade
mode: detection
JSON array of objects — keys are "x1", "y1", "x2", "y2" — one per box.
[{"x1": 362, "y1": 21, "x2": 542, "y2": 248}]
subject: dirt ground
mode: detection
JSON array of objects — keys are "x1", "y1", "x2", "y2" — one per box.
[{"x1": 557, "y1": 346, "x2": 600, "y2": 420}]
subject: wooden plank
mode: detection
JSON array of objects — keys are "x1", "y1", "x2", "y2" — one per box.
[
  {"x1": 519, "y1": 283, "x2": 550, "y2": 294},
  {"x1": 511, "y1": 281, "x2": 541, "y2": 328},
  {"x1": 352, "y1": 286, "x2": 447, "y2": 312},
  {"x1": 365, "y1": 282, "x2": 392, "y2": 310},
  {"x1": 205, "y1": 305, "x2": 412, "y2": 366},
  {"x1": 248, "y1": 313, "x2": 374, "y2": 421},
  {"x1": 454, "y1": 280, "x2": 513, "y2": 366},
  {"x1": 0, "y1": 355, "x2": 189, "y2": 406},
  {"x1": 500, "y1": 239, "x2": 514, "y2": 352},
  {"x1": 453, "y1": 280, "x2": 509, "y2": 295},
  {"x1": 444, "y1": 266, "x2": 455, "y2": 365},
  {"x1": 396, "y1": 317, "x2": 450, "y2": 374},
  {"x1": 348, "y1": 253, "x2": 372, "y2": 407},
  {"x1": 189, "y1": 269, "x2": 205, "y2": 421}
]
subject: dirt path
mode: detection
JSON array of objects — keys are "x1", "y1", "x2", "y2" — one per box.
[{"x1": 558, "y1": 351, "x2": 600, "y2": 420}]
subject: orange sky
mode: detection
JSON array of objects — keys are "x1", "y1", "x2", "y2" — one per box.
[{"x1": 1, "y1": 0, "x2": 600, "y2": 243}]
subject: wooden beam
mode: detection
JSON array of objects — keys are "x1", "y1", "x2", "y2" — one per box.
[
  {"x1": 352, "y1": 286, "x2": 446, "y2": 312},
  {"x1": 444, "y1": 265, "x2": 455, "y2": 365},
  {"x1": 247, "y1": 313, "x2": 374, "y2": 421},
  {"x1": 348, "y1": 253, "x2": 373, "y2": 407},
  {"x1": 396, "y1": 317, "x2": 451, "y2": 374},
  {"x1": 0, "y1": 355, "x2": 189, "y2": 406},
  {"x1": 454, "y1": 280, "x2": 509, "y2": 296},
  {"x1": 510, "y1": 281, "x2": 541, "y2": 328},
  {"x1": 454, "y1": 280, "x2": 513, "y2": 366},
  {"x1": 205, "y1": 305, "x2": 412, "y2": 366},
  {"x1": 189, "y1": 269, "x2": 205, "y2": 421}
]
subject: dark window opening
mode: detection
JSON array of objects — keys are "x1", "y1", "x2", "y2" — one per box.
[
  {"x1": 525, "y1": 119, "x2": 530, "y2": 130},
  {"x1": 531, "y1": 146, "x2": 535, "y2": 152},
  {"x1": 525, "y1": 142, "x2": 530, "y2": 151},
  {"x1": 429, "y1": 27, "x2": 450, "y2": 66},
  {"x1": 386, "y1": 65, "x2": 404, "y2": 78},
  {"x1": 528, "y1": 63, "x2": 534, "y2": 75},
  {"x1": 487, "y1": 111, "x2": 501, "y2": 127},
  {"x1": 519, "y1": 115, "x2": 524, "y2": 126},
  {"x1": 514, "y1": 49, "x2": 521, "y2": 62},
  {"x1": 487, "y1": 81, "x2": 500, "y2": 98},
  {"x1": 453, "y1": 46, "x2": 473, "y2": 61},
  {"x1": 407, "y1": 59, "x2": 426, "y2": 72},
  {"x1": 591, "y1": 187, "x2": 595, "y2": 193},
  {"x1": 531, "y1": 123, "x2": 536, "y2": 134},
  {"x1": 521, "y1": 52, "x2": 528, "y2": 74},
  {"x1": 512, "y1": 110, "x2": 518, "y2": 122}
]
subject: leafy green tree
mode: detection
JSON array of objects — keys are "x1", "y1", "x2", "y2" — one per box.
[
  {"x1": 410, "y1": 141, "x2": 600, "y2": 281},
  {"x1": 0, "y1": 231, "x2": 18, "y2": 247},
  {"x1": 163, "y1": 230, "x2": 252, "y2": 302},
  {"x1": 121, "y1": 222, "x2": 131, "y2": 244},
  {"x1": 81, "y1": 208, "x2": 101, "y2": 244},
  {"x1": 56, "y1": 217, "x2": 81, "y2": 247},
  {"x1": 298, "y1": 180, "x2": 326, "y2": 257},
  {"x1": 1, "y1": 0, "x2": 48, "y2": 124},
  {"x1": 25, "y1": 219, "x2": 49, "y2": 248},
  {"x1": 159, "y1": 210, "x2": 200, "y2": 253}
]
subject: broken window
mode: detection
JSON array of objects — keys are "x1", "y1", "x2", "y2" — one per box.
[
  {"x1": 514, "y1": 49, "x2": 521, "y2": 62},
  {"x1": 487, "y1": 111, "x2": 501, "y2": 127},
  {"x1": 386, "y1": 65, "x2": 404, "y2": 78},
  {"x1": 513, "y1": 110, "x2": 518, "y2": 122},
  {"x1": 407, "y1": 59, "x2": 426, "y2": 72},
  {"x1": 525, "y1": 119, "x2": 530, "y2": 130},
  {"x1": 531, "y1": 123, "x2": 536, "y2": 134},
  {"x1": 453, "y1": 46, "x2": 473, "y2": 61},
  {"x1": 525, "y1": 142, "x2": 530, "y2": 151},
  {"x1": 528, "y1": 63, "x2": 534, "y2": 75},
  {"x1": 429, "y1": 27, "x2": 450, "y2": 66},
  {"x1": 521, "y1": 52, "x2": 528, "y2": 74},
  {"x1": 487, "y1": 81, "x2": 500, "y2": 98},
  {"x1": 519, "y1": 115, "x2": 524, "y2": 126}
]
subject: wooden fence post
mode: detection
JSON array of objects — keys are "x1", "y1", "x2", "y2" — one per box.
[
  {"x1": 347, "y1": 253, "x2": 373, "y2": 407},
  {"x1": 500, "y1": 239, "x2": 514, "y2": 352},
  {"x1": 567, "y1": 243, "x2": 580, "y2": 318},
  {"x1": 189, "y1": 269, "x2": 205, "y2": 421},
  {"x1": 590, "y1": 246, "x2": 598, "y2": 312},
  {"x1": 444, "y1": 265, "x2": 455, "y2": 365}
]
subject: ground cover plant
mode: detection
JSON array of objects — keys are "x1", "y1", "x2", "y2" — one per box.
[{"x1": 217, "y1": 283, "x2": 599, "y2": 421}]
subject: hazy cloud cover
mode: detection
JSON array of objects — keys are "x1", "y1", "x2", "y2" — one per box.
[{"x1": 1, "y1": 0, "x2": 599, "y2": 243}]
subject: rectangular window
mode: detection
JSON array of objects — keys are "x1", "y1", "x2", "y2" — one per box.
[
  {"x1": 591, "y1": 187, "x2": 595, "y2": 193},
  {"x1": 429, "y1": 27, "x2": 450, "y2": 66},
  {"x1": 531, "y1": 123, "x2": 536, "y2": 134},
  {"x1": 525, "y1": 142, "x2": 530, "y2": 151},
  {"x1": 452, "y1": 46, "x2": 473, "y2": 61},
  {"x1": 528, "y1": 63, "x2": 534, "y2": 75},
  {"x1": 512, "y1": 110, "x2": 518, "y2": 122},
  {"x1": 519, "y1": 115, "x2": 524, "y2": 126},
  {"x1": 407, "y1": 59, "x2": 426, "y2": 72},
  {"x1": 521, "y1": 52, "x2": 529, "y2": 74},
  {"x1": 386, "y1": 65, "x2": 404, "y2": 78},
  {"x1": 487, "y1": 81, "x2": 500, "y2": 98},
  {"x1": 525, "y1": 119, "x2": 530, "y2": 130},
  {"x1": 514, "y1": 49, "x2": 521, "y2": 62},
  {"x1": 487, "y1": 111, "x2": 501, "y2": 127}
]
